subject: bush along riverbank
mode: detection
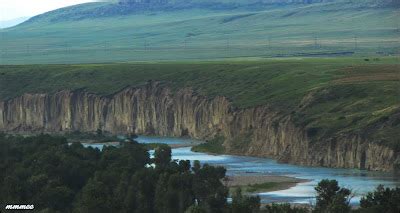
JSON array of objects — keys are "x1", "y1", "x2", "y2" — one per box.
[{"x1": 1, "y1": 134, "x2": 399, "y2": 212}]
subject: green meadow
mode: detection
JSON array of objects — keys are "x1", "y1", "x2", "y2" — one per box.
[{"x1": 0, "y1": 1, "x2": 398, "y2": 64}]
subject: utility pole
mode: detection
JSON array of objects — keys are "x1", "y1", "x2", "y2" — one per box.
[
  {"x1": 268, "y1": 37, "x2": 271, "y2": 48},
  {"x1": 1, "y1": 46, "x2": 5, "y2": 57},
  {"x1": 265, "y1": 37, "x2": 271, "y2": 55},
  {"x1": 354, "y1": 36, "x2": 358, "y2": 51},
  {"x1": 314, "y1": 36, "x2": 318, "y2": 49},
  {"x1": 226, "y1": 37, "x2": 230, "y2": 51},
  {"x1": 0, "y1": 31, "x2": 4, "y2": 57}
]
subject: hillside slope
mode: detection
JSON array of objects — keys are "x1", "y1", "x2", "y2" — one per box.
[
  {"x1": 0, "y1": 0, "x2": 398, "y2": 64},
  {"x1": 0, "y1": 58, "x2": 399, "y2": 170}
]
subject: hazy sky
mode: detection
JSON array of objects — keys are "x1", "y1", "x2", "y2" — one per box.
[{"x1": 0, "y1": 0, "x2": 98, "y2": 21}]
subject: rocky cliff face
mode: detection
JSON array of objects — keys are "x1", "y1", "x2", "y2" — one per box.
[{"x1": 0, "y1": 82, "x2": 397, "y2": 171}]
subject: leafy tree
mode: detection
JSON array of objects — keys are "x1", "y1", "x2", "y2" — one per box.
[
  {"x1": 358, "y1": 185, "x2": 400, "y2": 213},
  {"x1": 155, "y1": 173, "x2": 170, "y2": 213},
  {"x1": 167, "y1": 173, "x2": 195, "y2": 213},
  {"x1": 184, "y1": 204, "x2": 207, "y2": 213},
  {"x1": 41, "y1": 185, "x2": 74, "y2": 211},
  {"x1": 129, "y1": 169, "x2": 157, "y2": 213},
  {"x1": 154, "y1": 144, "x2": 172, "y2": 169},
  {"x1": 192, "y1": 164, "x2": 228, "y2": 213},
  {"x1": 96, "y1": 128, "x2": 103, "y2": 136},
  {"x1": 75, "y1": 178, "x2": 112, "y2": 213},
  {"x1": 231, "y1": 187, "x2": 260, "y2": 213},
  {"x1": 192, "y1": 160, "x2": 201, "y2": 173},
  {"x1": 314, "y1": 179, "x2": 351, "y2": 213},
  {"x1": 264, "y1": 203, "x2": 309, "y2": 213}
]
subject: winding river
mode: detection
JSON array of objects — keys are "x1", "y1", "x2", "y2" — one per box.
[{"x1": 86, "y1": 136, "x2": 400, "y2": 205}]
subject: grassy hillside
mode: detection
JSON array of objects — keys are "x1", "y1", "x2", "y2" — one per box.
[
  {"x1": 0, "y1": 0, "x2": 398, "y2": 64},
  {"x1": 0, "y1": 57, "x2": 399, "y2": 148}
]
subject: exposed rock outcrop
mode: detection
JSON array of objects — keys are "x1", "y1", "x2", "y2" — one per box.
[{"x1": 0, "y1": 82, "x2": 397, "y2": 171}]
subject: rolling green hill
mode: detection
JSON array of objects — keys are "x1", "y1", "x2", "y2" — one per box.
[{"x1": 0, "y1": 0, "x2": 398, "y2": 64}]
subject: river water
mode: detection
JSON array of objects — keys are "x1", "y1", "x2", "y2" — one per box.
[{"x1": 86, "y1": 136, "x2": 400, "y2": 205}]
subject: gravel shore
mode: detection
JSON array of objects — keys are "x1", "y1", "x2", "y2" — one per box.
[{"x1": 224, "y1": 175, "x2": 309, "y2": 193}]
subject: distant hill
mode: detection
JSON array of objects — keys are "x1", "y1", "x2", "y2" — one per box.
[
  {"x1": 21, "y1": 0, "x2": 397, "y2": 23},
  {"x1": 0, "y1": 0, "x2": 398, "y2": 64},
  {"x1": 21, "y1": 0, "x2": 337, "y2": 24},
  {"x1": 117, "y1": 0, "x2": 335, "y2": 5},
  {"x1": 0, "y1": 17, "x2": 30, "y2": 29}
]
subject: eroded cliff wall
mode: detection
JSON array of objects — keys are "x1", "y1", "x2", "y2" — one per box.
[{"x1": 0, "y1": 82, "x2": 397, "y2": 171}]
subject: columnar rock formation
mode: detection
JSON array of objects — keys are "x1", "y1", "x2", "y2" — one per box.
[{"x1": 0, "y1": 82, "x2": 397, "y2": 171}]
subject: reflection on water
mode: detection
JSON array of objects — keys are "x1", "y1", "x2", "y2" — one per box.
[{"x1": 86, "y1": 136, "x2": 400, "y2": 204}]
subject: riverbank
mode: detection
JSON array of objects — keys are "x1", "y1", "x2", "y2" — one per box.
[{"x1": 225, "y1": 175, "x2": 309, "y2": 194}]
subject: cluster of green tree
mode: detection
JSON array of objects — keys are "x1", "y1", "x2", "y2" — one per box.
[
  {"x1": 191, "y1": 136, "x2": 225, "y2": 154},
  {"x1": 261, "y1": 179, "x2": 400, "y2": 213},
  {"x1": 62, "y1": 129, "x2": 120, "y2": 143},
  {"x1": 0, "y1": 134, "x2": 259, "y2": 213},
  {"x1": 1, "y1": 133, "x2": 399, "y2": 213}
]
